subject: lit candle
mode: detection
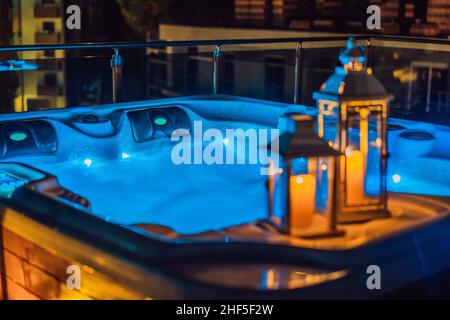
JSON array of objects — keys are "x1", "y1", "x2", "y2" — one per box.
[
  {"x1": 360, "y1": 110, "x2": 369, "y2": 156},
  {"x1": 290, "y1": 174, "x2": 316, "y2": 230},
  {"x1": 346, "y1": 150, "x2": 364, "y2": 205}
]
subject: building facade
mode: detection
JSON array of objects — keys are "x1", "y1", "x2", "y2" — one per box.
[
  {"x1": 234, "y1": 0, "x2": 450, "y2": 37},
  {"x1": 410, "y1": 0, "x2": 450, "y2": 37},
  {"x1": 11, "y1": 0, "x2": 66, "y2": 112}
]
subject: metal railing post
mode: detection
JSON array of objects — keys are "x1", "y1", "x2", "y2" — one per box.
[
  {"x1": 365, "y1": 38, "x2": 371, "y2": 69},
  {"x1": 111, "y1": 48, "x2": 123, "y2": 103},
  {"x1": 213, "y1": 45, "x2": 221, "y2": 95},
  {"x1": 293, "y1": 42, "x2": 303, "y2": 104},
  {"x1": 407, "y1": 64, "x2": 414, "y2": 111},
  {"x1": 426, "y1": 66, "x2": 432, "y2": 112}
]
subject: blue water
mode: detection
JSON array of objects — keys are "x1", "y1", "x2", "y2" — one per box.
[
  {"x1": 2, "y1": 105, "x2": 448, "y2": 234},
  {"x1": 388, "y1": 157, "x2": 450, "y2": 196},
  {"x1": 35, "y1": 143, "x2": 269, "y2": 234},
  {"x1": 387, "y1": 120, "x2": 450, "y2": 196}
]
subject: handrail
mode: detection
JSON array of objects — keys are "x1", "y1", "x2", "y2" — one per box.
[
  {"x1": 0, "y1": 36, "x2": 360, "y2": 53},
  {"x1": 0, "y1": 34, "x2": 449, "y2": 53}
]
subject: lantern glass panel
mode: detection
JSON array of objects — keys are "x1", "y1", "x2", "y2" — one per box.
[
  {"x1": 270, "y1": 158, "x2": 288, "y2": 225},
  {"x1": 269, "y1": 156, "x2": 336, "y2": 236},
  {"x1": 343, "y1": 105, "x2": 383, "y2": 208},
  {"x1": 365, "y1": 112, "x2": 383, "y2": 197},
  {"x1": 318, "y1": 100, "x2": 339, "y2": 146}
]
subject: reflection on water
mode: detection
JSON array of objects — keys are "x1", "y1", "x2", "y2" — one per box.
[{"x1": 170, "y1": 263, "x2": 348, "y2": 290}]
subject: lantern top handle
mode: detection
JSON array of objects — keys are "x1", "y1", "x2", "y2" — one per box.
[{"x1": 339, "y1": 37, "x2": 366, "y2": 72}]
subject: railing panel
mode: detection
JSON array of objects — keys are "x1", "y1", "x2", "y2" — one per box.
[{"x1": 0, "y1": 36, "x2": 448, "y2": 125}]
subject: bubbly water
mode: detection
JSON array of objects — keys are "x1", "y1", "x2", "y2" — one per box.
[{"x1": 37, "y1": 144, "x2": 268, "y2": 234}]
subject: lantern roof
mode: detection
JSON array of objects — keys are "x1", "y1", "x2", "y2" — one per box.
[
  {"x1": 313, "y1": 38, "x2": 391, "y2": 102},
  {"x1": 276, "y1": 114, "x2": 338, "y2": 159}
]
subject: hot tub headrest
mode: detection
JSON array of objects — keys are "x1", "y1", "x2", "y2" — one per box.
[{"x1": 0, "y1": 120, "x2": 57, "y2": 159}]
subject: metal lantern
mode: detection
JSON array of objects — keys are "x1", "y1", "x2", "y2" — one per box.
[
  {"x1": 268, "y1": 114, "x2": 343, "y2": 238},
  {"x1": 313, "y1": 38, "x2": 392, "y2": 223}
]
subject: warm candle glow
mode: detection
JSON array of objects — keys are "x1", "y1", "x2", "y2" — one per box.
[
  {"x1": 290, "y1": 174, "x2": 316, "y2": 229},
  {"x1": 318, "y1": 114, "x2": 324, "y2": 138},
  {"x1": 346, "y1": 150, "x2": 364, "y2": 205},
  {"x1": 360, "y1": 109, "x2": 369, "y2": 155}
]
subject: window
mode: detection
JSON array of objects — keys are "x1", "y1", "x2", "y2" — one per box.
[
  {"x1": 27, "y1": 99, "x2": 50, "y2": 111},
  {"x1": 265, "y1": 56, "x2": 286, "y2": 101},
  {"x1": 44, "y1": 73, "x2": 57, "y2": 87},
  {"x1": 43, "y1": 22, "x2": 55, "y2": 34},
  {"x1": 186, "y1": 47, "x2": 199, "y2": 93},
  {"x1": 43, "y1": 50, "x2": 55, "y2": 58},
  {"x1": 222, "y1": 54, "x2": 235, "y2": 94}
]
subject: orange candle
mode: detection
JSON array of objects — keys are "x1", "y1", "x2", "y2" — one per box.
[
  {"x1": 290, "y1": 174, "x2": 316, "y2": 230},
  {"x1": 360, "y1": 111, "x2": 369, "y2": 156},
  {"x1": 346, "y1": 150, "x2": 364, "y2": 205}
]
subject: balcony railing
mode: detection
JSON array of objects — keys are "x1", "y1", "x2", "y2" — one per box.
[{"x1": 0, "y1": 34, "x2": 449, "y2": 115}]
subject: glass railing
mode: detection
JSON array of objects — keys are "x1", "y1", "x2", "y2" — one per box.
[{"x1": 0, "y1": 35, "x2": 449, "y2": 125}]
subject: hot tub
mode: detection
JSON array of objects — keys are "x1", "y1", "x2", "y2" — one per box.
[
  {"x1": 1, "y1": 96, "x2": 448, "y2": 233},
  {"x1": 0, "y1": 95, "x2": 449, "y2": 299}
]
